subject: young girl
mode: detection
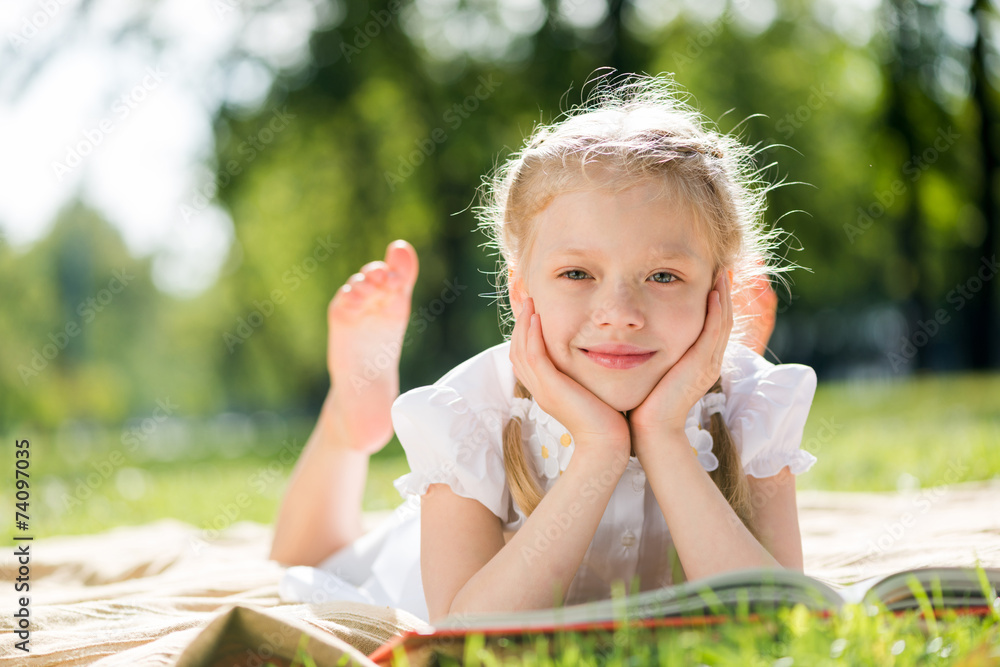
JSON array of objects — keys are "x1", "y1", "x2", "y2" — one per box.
[{"x1": 271, "y1": 74, "x2": 817, "y2": 625}]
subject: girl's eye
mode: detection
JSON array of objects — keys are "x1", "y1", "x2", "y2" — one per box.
[
  {"x1": 650, "y1": 272, "x2": 678, "y2": 284},
  {"x1": 560, "y1": 270, "x2": 678, "y2": 283}
]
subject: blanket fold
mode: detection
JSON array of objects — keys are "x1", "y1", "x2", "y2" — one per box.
[
  {"x1": 1, "y1": 480, "x2": 997, "y2": 666},
  {"x1": 173, "y1": 604, "x2": 388, "y2": 667}
]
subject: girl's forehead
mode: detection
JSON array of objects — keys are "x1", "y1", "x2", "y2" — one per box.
[{"x1": 528, "y1": 186, "x2": 714, "y2": 264}]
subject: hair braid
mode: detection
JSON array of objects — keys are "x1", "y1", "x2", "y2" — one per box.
[
  {"x1": 501, "y1": 376, "x2": 756, "y2": 540},
  {"x1": 705, "y1": 377, "x2": 756, "y2": 538},
  {"x1": 502, "y1": 379, "x2": 544, "y2": 517}
]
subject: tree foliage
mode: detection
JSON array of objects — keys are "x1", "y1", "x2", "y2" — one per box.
[{"x1": 3, "y1": 0, "x2": 998, "y2": 431}]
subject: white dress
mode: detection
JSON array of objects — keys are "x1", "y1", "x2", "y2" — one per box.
[{"x1": 279, "y1": 340, "x2": 818, "y2": 624}]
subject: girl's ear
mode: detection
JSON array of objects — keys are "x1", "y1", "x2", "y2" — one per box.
[{"x1": 508, "y1": 267, "x2": 527, "y2": 318}]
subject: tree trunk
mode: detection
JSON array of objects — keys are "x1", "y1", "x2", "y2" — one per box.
[{"x1": 970, "y1": 0, "x2": 999, "y2": 368}]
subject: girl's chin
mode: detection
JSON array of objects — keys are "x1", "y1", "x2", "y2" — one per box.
[
  {"x1": 557, "y1": 361, "x2": 658, "y2": 413},
  {"x1": 608, "y1": 399, "x2": 642, "y2": 414},
  {"x1": 592, "y1": 387, "x2": 651, "y2": 414}
]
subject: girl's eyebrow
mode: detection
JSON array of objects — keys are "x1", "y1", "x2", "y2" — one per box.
[{"x1": 552, "y1": 246, "x2": 697, "y2": 262}]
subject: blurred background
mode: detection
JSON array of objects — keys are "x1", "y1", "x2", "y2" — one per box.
[{"x1": 1, "y1": 0, "x2": 997, "y2": 539}]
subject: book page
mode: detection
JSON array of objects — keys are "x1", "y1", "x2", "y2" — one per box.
[{"x1": 437, "y1": 568, "x2": 846, "y2": 630}]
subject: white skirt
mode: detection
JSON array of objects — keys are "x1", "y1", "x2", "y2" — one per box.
[{"x1": 279, "y1": 496, "x2": 428, "y2": 623}]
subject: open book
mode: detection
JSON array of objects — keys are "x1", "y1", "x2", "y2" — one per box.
[{"x1": 368, "y1": 566, "x2": 999, "y2": 666}]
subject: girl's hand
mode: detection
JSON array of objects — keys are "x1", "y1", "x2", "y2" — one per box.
[
  {"x1": 509, "y1": 297, "x2": 632, "y2": 461},
  {"x1": 628, "y1": 271, "x2": 733, "y2": 454}
]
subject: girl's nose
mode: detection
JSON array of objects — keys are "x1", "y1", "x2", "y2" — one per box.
[{"x1": 590, "y1": 283, "x2": 645, "y2": 329}]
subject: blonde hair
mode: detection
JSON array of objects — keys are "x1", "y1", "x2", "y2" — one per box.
[{"x1": 478, "y1": 72, "x2": 791, "y2": 538}]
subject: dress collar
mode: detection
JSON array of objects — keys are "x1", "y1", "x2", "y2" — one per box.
[{"x1": 513, "y1": 393, "x2": 723, "y2": 478}]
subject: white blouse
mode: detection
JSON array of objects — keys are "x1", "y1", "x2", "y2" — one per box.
[{"x1": 390, "y1": 339, "x2": 818, "y2": 606}]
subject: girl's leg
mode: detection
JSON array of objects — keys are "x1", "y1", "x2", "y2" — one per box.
[{"x1": 270, "y1": 240, "x2": 419, "y2": 566}]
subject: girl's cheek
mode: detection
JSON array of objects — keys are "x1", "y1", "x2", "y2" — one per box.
[
  {"x1": 665, "y1": 300, "x2": 706, "y2": 345},
  {"x1": 537, "y1": 311, "x2": 571, "y2": 359}
]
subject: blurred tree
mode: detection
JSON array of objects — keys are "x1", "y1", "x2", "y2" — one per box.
[
  {"x1": 970, "y1": 0, "x2": 999, "y2": 367},
  {"x1": 1, "y1": 205, "x2": 156, "y2": 427},
  {"x1": 5, "y1": 0, "x2": 999, "y2": 435},
  {"x1": 204, "y1": 0, "x2": 663, "y2": 407},
  {"x1": 0, "y1": 202, "x2": 237, "y2": 432}
]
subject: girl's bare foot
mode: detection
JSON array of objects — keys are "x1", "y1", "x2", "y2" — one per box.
[
  {"x1": 735, "y1": 274, "x2": 778, "y2": 356},
  {"x1": 327, "y1": 240, "x2": 419, "y2": 453}
]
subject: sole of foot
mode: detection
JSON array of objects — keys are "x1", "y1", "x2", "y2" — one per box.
[{"x1": 327, "y1": 240, "x2": 419, "y2": 453}]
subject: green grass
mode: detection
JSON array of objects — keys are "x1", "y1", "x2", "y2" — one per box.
[
  {"x1": 7, "y1": 372, "x2": 998, "y2": 539},
  {"x1": 260, "y1": 601, "x2": 1000, "y2": 666},
  {"x1": 797, "y1": 372, "x2": 1000, "y2": 492},
  {"x1": 3, "y1": 421, "x2": 413, "y2": 539},
  {"x1": 427, "y1": 602, "x2": 1000, "y2": 667},
  {"x1": 4, "y1": 373, "x2": 999, "y2": 665}
]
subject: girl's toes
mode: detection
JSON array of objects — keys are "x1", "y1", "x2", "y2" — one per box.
[
  {"x1": 346, "y1": 277, "x2": 377, "y2": 301},
  {"x1": 384, "y1": 240, "x2": 419, "y2": 289},
  {"x1": 331, "y1": 284, "x2": 359, "y2": 310},
  {"x1": 360, "y1": 262, "x2": 389, "y2": 287},
  {"x1": 340, "y1": 282, "x2": 362, "y2": 298},
  {"x1": 335, "y1": 278, "x2": 367, "y2": 306}
]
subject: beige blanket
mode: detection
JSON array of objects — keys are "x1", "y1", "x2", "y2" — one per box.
[{"x1": 2, "y1": 480, "x2": 998, "y2": 666}]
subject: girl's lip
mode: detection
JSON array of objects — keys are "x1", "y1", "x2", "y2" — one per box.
[{"x1": 581, "y1": 349, "x2": 656, "y2": 370}]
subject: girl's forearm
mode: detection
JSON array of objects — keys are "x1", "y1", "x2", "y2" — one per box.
[
  {"x1": 269, "y1": 393, "x2": 370, "y2": 566},
  {"x1": 639, "y1": 432, "x2": 779, "y2": 581},
  {"x1": 449, "y1": 442, "x2": 630, "y2": 615}
]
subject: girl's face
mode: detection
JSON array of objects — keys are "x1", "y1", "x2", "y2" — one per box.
[{"x1": 509, "y1": 180, "x2": 719, "y2": 413}]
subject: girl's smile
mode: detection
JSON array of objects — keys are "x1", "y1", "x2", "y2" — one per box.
[
  {"x1": 580, "y1": 345, "x2": 657, "y2": 369},
  {"x1": 509, "y1": 179, "x2": 718, "y2": 413}
]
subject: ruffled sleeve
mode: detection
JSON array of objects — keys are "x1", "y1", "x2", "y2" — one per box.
[
  {"x1": 391, "y1": 385, "x2": 515, "y2": 524},
  {"x1": 724, "y1": 347, "x2": 819, "y2": 478}
]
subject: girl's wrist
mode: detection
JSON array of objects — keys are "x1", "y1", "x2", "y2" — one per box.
[
  {"x1": 630, "y1": 426, "x2": 688, "y2": 461},
  {"x1": 568, "y1": 435, "x2": 632, "y2": 477}
]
